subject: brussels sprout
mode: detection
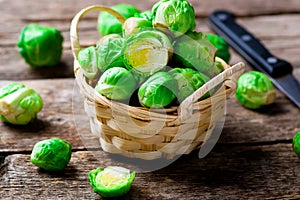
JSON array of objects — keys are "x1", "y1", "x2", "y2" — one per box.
[
  {"x1": 88, "y1": 166, "x2": 135, "y2": 198},
  {"x1": 152, "y1": 0, "x2": 196, "y2": 37},
  {"x1": 206, "y1": 33, "x2": 231, "y2": 63},
  {"x1": 122, "y1": 17, "x2": 152, "y2": 38},
  {"x1": 78, "y1": 46, "x2": 99, "y2": 80},
  {"x1": 0, "y1": 83, "x2": 43, "y2": 125},
  {"x1": 95, "y1": 67, "x2": 137, "y2": 100},
  {"x1": 97, "y1": 37, "x2": 126, "y2": 72},
  {"x1": 173, "y1": 31, "x2": 221, "y2": 77},
  {"x1": 138, "y1": 72, "x2": 177, "y2": 108},
  {"x1": 124, "y1": 30, "x2": 173, "y2": 77},
  {"x1": 134, "y1": 10, "x2": 153, "y2": 21},
  {"x1": 30, "y1": 138, "x2": 72, "y2": 171},
  {"x1": 169, "y1": 68, "x2": 210, "y2": 102},
  {"x1": 96, "y1": 34, "x2": 122, "y2": 47},
  {"x1": 235, "y1": 71, "x2": 276, "y2": 109},
  {"x1": 97, "y1": 4, "x2": 141, "y2": 36},
  {"x1": 292, "y1": 131, "x2": 300, "y2": 158},
  {"x1": 17, "y1": 23, "x2": 63, "y2": 68}
]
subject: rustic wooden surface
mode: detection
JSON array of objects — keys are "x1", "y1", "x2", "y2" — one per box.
[{"x1": 1, "y1": 0, "x2": 300, "y2": 199}]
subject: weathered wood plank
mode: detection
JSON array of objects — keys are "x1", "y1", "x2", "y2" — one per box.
[
  {"x1": 1, "y1": 144, "x2": 300, "y2": 199},
  {"x1": 0, "y1": 79, "x2": 299, "y2": 153}
]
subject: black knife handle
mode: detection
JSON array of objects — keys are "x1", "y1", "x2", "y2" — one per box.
[{"x1": 209, "y1": 10, "x2": 293, "y2": 78}]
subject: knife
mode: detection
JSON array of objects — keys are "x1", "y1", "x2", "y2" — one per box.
[{"x1": 208, "y1": 10, "x2": 300, "y2": 108}]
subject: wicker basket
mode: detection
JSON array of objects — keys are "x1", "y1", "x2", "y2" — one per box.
[{"x1": 70, "y1": 5, "x2": 245, "y2": 160}]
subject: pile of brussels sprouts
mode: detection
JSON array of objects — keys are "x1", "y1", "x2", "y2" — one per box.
[{"x1": 78, "y1": 0, "x2": 231, "y2": 109}]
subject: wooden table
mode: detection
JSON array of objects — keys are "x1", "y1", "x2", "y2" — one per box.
[{"x1": 1, "y1": 0, "x2": 300, "y2": 199}]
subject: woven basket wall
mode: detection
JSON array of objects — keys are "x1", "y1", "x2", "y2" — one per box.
[{"x1": 70, "y1": 5, "x2": 245, "y2": 160}]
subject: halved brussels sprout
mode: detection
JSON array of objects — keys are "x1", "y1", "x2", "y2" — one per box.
[
  {"x1": 30, "y1": 138, "x2": 72, "y2": 171},
  {"x1": 124, "y1": 30, "x2": 173, "y2": 77},
  {"x1": 235, "y1": 71, "x2": 276, "y2": 109},
  {"x1": 95, "y1": 67, "x2": 137, "y2": 100},
  {"x1": 17, "y1": 23, "x2": 63, "y2": 68},
  {"x1": 97, "y1": 37, "x2": 126, "y2": 72},
  {"x1": 152, "y1": 0, "x2": 196, "y2": 37},
  {"x1": 122, "y1": 17, "x2": 152, "y2": 38},
  {"x1": 78, "y1": 46, "x2": 99, "y2": 80},
  {"x1": 169, "y1": 68, "x2": 211, "y2": 102},
  {"x1": 293, "y1": 131, "x2": 300, "y2": 158},
  {"x1": 97, "y1": 4, "x2": 141, "y2": 36},
  {"x1": 206, "y1": 33, "x2": 231, "y2": 63},
  {"x1": 0, "y1": 83, "x2": 43, "y2": 125},
  {"x1": 88, "y1": 166, "x2": 135, "y2": 197},
  {"x1": 173, "y1": 31, "x2": 221, "y2": 77},
  {"x1": 138, "y1": 72, "x2": 178, "y2": 108}
]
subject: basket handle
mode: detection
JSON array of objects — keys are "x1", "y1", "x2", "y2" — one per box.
[
  {"x1": 178, "y1": 61, "x2": 245, "y2": 122},
  {"x1": 70, "y1": 5, "x2": 126, "y2": 60}
]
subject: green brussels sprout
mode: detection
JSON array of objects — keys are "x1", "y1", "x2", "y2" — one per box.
[
  {"x1": 138, "y1": 72, "x2": 178, "y2": 108},
  {"x1": 206, "y1": 33, "x2": 231, "y2": 63},
  {"x1": 152, "y1": 0, "x2": 196, "y2": 37},
  {"x1": 88, "y1": 166, "x2": 135, "y2": 198},
  {"x1": 78, "y1": 46, "x2": 99, "y2": 80},
  {"x1": 124, "y1": 30, "x2": 173, "y2": 77},
  {"x1": 30, "y1": 138, "x2": 72, "y2": 171},
  {"x1": 97, "y1": 4, "x2": 141, "y2": 36},
  {"x1": 122, "y1": 17, "x2": 152, "y2": 38},
  {"x1": 292, "y1": 131, "x2": 300, "y2": 158},
  {"x1": 134, "y1": 10, "x2": 153, "y2": 21},
  {"x1": 169, "y1": 68, "x2": 211, "y2": 102},
  {"x1": 96, "y1": 34, "x2": 122, "y2": 47},
  {"x1": 173, "y1": 31, "x2": 221, "y2": 77},
  {"x1": 17, "y1": 23, "x2": 63, "y2": 68},
  {"x1": 95, "y1": 67, "x2": 137, "y2": 100},
  {"x1": 0, "y1": 83, "x2": 43, "y2": 125},
  {"x1": 235, "y1": 71, "x2": 276, "y2": 109},
  {"x1": 97, "y1": 37, "x2": 126, "y2": 72}
]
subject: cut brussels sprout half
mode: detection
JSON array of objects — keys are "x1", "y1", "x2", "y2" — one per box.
[
  {"x1": 97, "y1": 4, "x2": 141, "y2": 36},
  {"x1": 97, "y1": 37, "x2": 126, "y2": 72},
  {"x1": 17, "y1": 23, "x2": 63, "y2": 68},
  {"x1": 293, "y1": 131, "x2": 300, "y2": 158},
  {"x1": 138, "y1": 71, "x2": 177, "y2": 108},
  {"x1": 173, "y1": 31, "x2": 220, "y2": 77},
  {"x1": 152, "y1": 0, "x2": 196, "y2": 37},
  {"x1": 78, "y1": 46, "x2": 99, "y2": 80},
  {"x1": 30, "y1": 138, "x2": 72, "y2": 171},
  {"x1": 0, "y1": 83, "x2": 43, "y2": 125},
  {"x1": 124, "y1": 30, "x2": 173, "y2": 77},
  {"x1": 95, "y1": 67, "x2": 137, "y2": 100},
  {"x1": 235, "y1": 71, "x2": 276, "y2": 109},
  {"x1": 169, "y1": 68, "x2": 211, "y2": 102},
  {"x1": 88, "y1": 166, "x2": 135, "y2": 198}
]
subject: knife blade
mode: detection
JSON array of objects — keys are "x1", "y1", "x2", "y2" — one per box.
[{"x1": 208, "y1": 10, "x2": 300, "y2": 108}]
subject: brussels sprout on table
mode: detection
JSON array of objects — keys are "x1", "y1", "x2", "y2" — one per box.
[
  {"x1": 152, "y1": 0, "x2": 196, "y2": 37},
  {"x1": 173, "y1": 31, "x2": 221, "y2": 77},
  {"x1": 169, "y1": 68, "x2": 211, "y2": 102},
  {"x1": 96, "y1": 37, "x2": 126, "y2": 72},
  {"x1": 292, "y1": 131, "x2": 300, "y2": 158},
  {"x1": 124, "y1": 30, "x2": 173, "y2": 77},
  {"x1": 88, "y1": 166, "x2": 135, "y2": 198},
  {"x1": 97, "y1": 4, "x2": 141, "y2": 36},
  {"x1": 138, "y1": 72, "x2": 178, "y2": 108},
  {"x1": 78, "y1": 46, "x2": 99, "y2": 80},
  {"x1": 235, "y1": 71, "x2": 276, "y2": 109},
  {"x1": 30, "y1": 138, "x2": 72, "y2": 171},
  {"x1": 206, "y1": 33, "x2": 231, "y2": 63},
  {"x1": 122, "y1": 17, "x2": 152, "y2": 38},
  {"x1": 95, "y1": 67, "x2": 137, "y2": 100},
  {"x1": 0, "y1": 83, "x2": 43, "y2": 125},
  {"x1": 17, "y1": 23, "x2": 63, "y2": 68}
]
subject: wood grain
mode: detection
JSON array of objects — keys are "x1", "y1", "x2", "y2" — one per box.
[{"x1": 1, "y1": 144, "x2": 299, "y2": 199}]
